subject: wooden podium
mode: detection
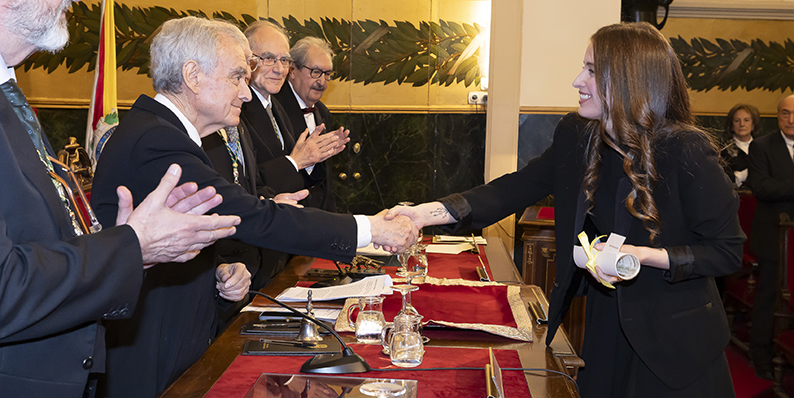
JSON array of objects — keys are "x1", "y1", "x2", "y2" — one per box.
[{"x1": 518, "y1": 206, "x2": 586, "y2": 354}]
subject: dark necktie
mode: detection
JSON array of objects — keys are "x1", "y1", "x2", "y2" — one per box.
[
  {"x1": 301, "y1": 106, "x2": 316, "y2": 114},
  {"x1": 1, "y1": 79, "x2": 53, "y2": 168},
  {"x1": 265, "y1": 103, "x2": 284, "y2": 150},
  {"x1": 1, "y1": 78, "x2": 84, "y2": 235}
]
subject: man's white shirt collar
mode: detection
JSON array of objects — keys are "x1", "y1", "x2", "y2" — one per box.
[
  {"x1": 251, "y1": 86, "x2": 272, "y2": 110},
  {"x1": 0, "y1": 54, "x2": 16, "y2": 84},
  {"x1": 154, "y1": 93, "x2": 202, "y2": 147},
  {"x1": 288, "y1": 81, "x2": 309, "y2": 109},
  {"x1": 781, "y1": 130, "x2": 794, "y2": 147}
]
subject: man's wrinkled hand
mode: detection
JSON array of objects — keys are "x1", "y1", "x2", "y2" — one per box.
[
  {"x1": 272, "y1": 189, "x2": 309, "y2": 208},
  {"x1": 290, "y1": 123, "x2": 349, "y2": 169},
  {"x1": 120, "y1": 164, "x2": 241, "y2": 267},
  {"x1": 216, "y1": 262, "x2": 251, "y2": 301},
  {"x1": 368, "y1": 212, "x2": 418, "y2": 254}
]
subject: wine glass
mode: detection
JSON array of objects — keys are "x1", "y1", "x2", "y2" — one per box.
[
  {"x1": 411, "y1": 245, "x2": 428, "y2": 278},
  {"x1": 397, "y1": 247, "x2": 414, "y2": 273},
  {"x1": 391, "y1": 284, "x2": 419, "y2": 317},
  {"x1": 395, "y1": 269, "x2": 422, "y2": 317}
]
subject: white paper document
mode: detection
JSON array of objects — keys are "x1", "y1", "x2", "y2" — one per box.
[
  {"x1": 426, "y1": 243, "x2": 475, "y2": 255},
  {"x1": 240, "y1": 306, "x2": 342, "y2": 322},
  {"x1": 433, "y1": 235, "x2": 487, "y2": 245},
  {"x1": 275, "y1": 275, "x2": 393, "y2": 302}
]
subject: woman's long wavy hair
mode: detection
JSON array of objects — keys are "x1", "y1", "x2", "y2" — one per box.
[{"x1": 582, "y1": 22, "x2": 699, "y2": 244}]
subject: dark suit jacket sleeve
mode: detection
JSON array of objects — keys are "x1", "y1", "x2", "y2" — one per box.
[
  {"x1": 126, "y1": 127, "x2": 357, "y2": 262},
  {"x1": 663, "y1": 133, "x2": 744, "y2": 282},
  {"x1": 440, "y1": 114, "x2": 577, "y2": 231},
  {"x1": 0, "y1": 105, "x2": 143, "y2": 344},
  {"x1": 0, "y1": 221, "x2": 143, "y2": 343},
  {"x1": 748, "y1": 135, "x2": 794, "y2": 201}
]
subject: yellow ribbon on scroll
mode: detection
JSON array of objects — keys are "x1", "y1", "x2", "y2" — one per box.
[{"x1": 577, "y1": 232, "x2": 615, "y2": 289}]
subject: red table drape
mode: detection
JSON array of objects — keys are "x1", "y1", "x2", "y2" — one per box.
[{"x1": 205, "y1": 345, "x2": 531, "y2": 398}]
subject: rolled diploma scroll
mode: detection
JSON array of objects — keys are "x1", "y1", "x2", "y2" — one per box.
[{"x1": 573, "y1": 233, "x2": 641, "y2": 280}]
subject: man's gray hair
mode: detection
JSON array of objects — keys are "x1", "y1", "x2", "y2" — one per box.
[
  {"x1": 150, "y1": 16, "x2": 248, "y2": 94},
  {"x1": 290, "y1": 36, "x2": 334, "y2": 67},
  {"x1": 244, "y1": 20, "x2": 289, "y2": 46}
]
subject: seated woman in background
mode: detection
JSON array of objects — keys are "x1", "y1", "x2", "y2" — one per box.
[{"x1": 721, "y1": 103, "x2": 760, "y2": 188}]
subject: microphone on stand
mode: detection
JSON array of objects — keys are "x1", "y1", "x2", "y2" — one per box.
[{"x1": 248, "y1": 291, "x2": 371, "y2": 374}]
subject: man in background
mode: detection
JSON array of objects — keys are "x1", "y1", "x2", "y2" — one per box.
[
  {"x1": 748, "y1": 94, "x2": 794, "y2": 379},
  {"x1": 275, "y1": 36, "x2": 346, "y2": 212},
  {"x1": 0, "y1": 1, "x2": 240, "y2": 396},
  {"x1": 243, "y1": 22, "x2": 347, "y2": 213}
]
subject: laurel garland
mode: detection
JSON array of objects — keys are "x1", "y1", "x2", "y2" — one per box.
[
  {"x1": 20, "y1": 3, "x2": 484, "y2": 88},
  {"x1": 670, "y1": 36, "x2": 794, "y2": 93}
]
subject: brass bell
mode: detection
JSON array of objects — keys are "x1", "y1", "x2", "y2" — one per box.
[{"x1": 295, "y1": 291, "x2": 323, "y2": 342}]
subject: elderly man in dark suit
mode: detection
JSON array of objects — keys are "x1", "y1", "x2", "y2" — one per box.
[
  {"x1": 0, "y1": 1, "x2": 241, "y2": 397},
  {"x1": 202, "y1": 124, "x2": 305, "y2": 331},
  {"x1": 242, "y1": 22, "x2": 346, "y2": 213},
  {"x1": 90, "y1": 16, "x2": 416, "y2": 398},
  {"x1": 274, "y1": 36, "x2": 347, "y2": 211},
  {"x1": 747, "y1": 94, "x2": 794, "y2": 379}
]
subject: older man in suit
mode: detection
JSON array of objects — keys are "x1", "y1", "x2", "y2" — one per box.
[
  {"x1": 275, "y1": 36, "x2": 346, "y2": 211},
  {"x1": 0, "y1": 1, "x2": 240, "y2": 397},
  {"x1": 748, "y1": 94, "x2": 794, "y2": 379},
  {"x1": 243, "y1": 23, "x2": 347, "y2": 212},
  {"x1": 90, "y1": 16, "x2": 416, "y2": 398}
]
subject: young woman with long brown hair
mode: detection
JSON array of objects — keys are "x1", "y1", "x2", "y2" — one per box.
[{"x1": 387, "y1": 22, "x2": 743, "y2": 397}]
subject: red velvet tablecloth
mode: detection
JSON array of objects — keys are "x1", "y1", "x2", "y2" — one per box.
[
  {"x1": 205, "y1": 345, "x2": 531, "y2": 398},
  {"x1": 381, "y1": 283, "x2": 516, "y2": 327},
  {"x1": 337, "y1": 281, "x2": 533, "y2": 341}
]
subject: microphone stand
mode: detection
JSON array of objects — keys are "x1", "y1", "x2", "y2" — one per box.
[{"x1": 248, "y1": 291, "x2": 371, "y2": 374}]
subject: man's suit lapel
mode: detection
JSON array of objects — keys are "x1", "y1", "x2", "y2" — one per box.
[
  {"x1": 275, "y1": 84, "x2": 309, "y2": 140},
  {"x1": 239, "y1": 125, "x2": 258, "y2": 194},
  {"x1": 0, "y1": 94, "x2": 72, "y2": 237},
  {"x1": 134, "y1": 95, "x2": 212, "y2": 166},
  {"x1": 271, "y1": 98, "x2": 296, "y2": 152},
  {"x1": 247, "y1": 92, "x2": 291, "y2": 157},
  {"x1": 769, "y1": 132, "x2": 794, "y2": 174}
]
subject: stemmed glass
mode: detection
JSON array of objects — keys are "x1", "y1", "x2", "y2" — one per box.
[
  {"x1": 394, "y1": 269, "x2": 422, "y2": 317},
  {"x1": 412, "y1": 244, "x2": 428, "y2": 278}
]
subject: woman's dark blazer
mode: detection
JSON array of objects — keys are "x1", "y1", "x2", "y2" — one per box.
[{"x1": 443, "y1": 113, "x2": 744, "y2": 389}]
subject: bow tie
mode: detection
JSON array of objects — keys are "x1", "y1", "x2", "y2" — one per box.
[{"x1": 302, "y1": 107, "x2": 316, "y2": 114}]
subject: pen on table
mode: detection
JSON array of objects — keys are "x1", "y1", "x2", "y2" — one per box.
[
  {"x1": 477, "y1": 255, "x2": 491, "y2": 282},
  {"x1": 253, "y1": 322, "x2": 301, "y2": 328},
  {"x1": 259, "y1": 339, "x2": 325, "y2": 348},
  {"x1": 470, "y1": 233, "x2": 480, "y2": 254}
]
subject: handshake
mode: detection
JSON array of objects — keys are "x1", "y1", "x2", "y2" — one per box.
[{"x1": 369, "y1": 201, "x2": 453, "y2": 253}]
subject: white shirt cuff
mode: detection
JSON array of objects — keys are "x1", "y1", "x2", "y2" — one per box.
[
  {"x1": 353, "y1": 215, "x2": 372, "y2": 247},
  {"x1": 285, "y1": 156, "x2": 299, "y2": 172}
]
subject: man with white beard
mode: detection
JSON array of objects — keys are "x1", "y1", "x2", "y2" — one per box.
[{"x1": 0, "y1": 1, "x2": 242, "y2": 396}]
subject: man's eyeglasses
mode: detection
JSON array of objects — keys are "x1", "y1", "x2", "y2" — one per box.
[
  {"x1": 248, "y1": 52, "x2": 293, "y2": 72},
  {"x1": 299, "y1": 65, "x2": 334, "y2": 80}
]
